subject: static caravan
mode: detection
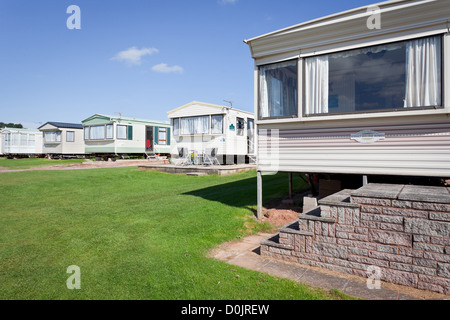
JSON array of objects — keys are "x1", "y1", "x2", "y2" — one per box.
[
  {"x1": 38, "y1": 122, "x2": 85, "y2": 159},
  {"x1": 245, "y1": 0, "x2": 450, "y2": 214},
  {"x1": 167, "y1": 101, "x2": 255, "y2": 164},
  {"x1": 1, "y1": 128, "x2": 43, "y2": 157},
  {"x1": 82, "y1": 114, "x2": 171, "y2": 159}
]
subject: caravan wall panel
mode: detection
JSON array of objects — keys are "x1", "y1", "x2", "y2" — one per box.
[{"x1": 258, "y1": 120, "x2": 450, "y2": 177}]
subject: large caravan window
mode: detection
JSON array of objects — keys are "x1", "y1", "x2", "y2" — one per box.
[
  {"x1": 84, "y1": 125, "x2": 114, "y2": 140},
  {"x1": 44, "y1": 131, "x2": 62, "y2": 143},
  {"x1": 211, "y1": 115, "x2": 223, "y2": 134},
  {"x1": 305, "y1": 35, "x2": 442, "y2": 115},
  {"x1": 180, "y1": 116, "x2": 209, "y2": 135},
  {"x1": 117, "y1": 125, "x2": 127, "y2": 140},
  {"x1": 90, "y1": 126, "x2": 105, "y2": 140},
  {"x1": 259, "y1": 60, "x2": 298, "y2": 119}
]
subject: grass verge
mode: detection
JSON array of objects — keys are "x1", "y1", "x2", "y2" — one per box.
[{"x1": 0, "y1": 167, "x2": 356, "y2": 300}]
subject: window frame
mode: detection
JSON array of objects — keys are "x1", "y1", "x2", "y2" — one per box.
[
  {"x1": 66, "y1": 131, "x2": 75, "y2": 142},
  {"x1": 236, "y1": 117, "x2": 245, "y2": 136},
  {"x1": 84, "y1": 124, "x2": 115, "y2": 141},
  {"x1": 172, "y1": 118, "x2": 180, "y2": 136},
  {"x1": 116, "y1": 125, "x2": 128, "y2": 140},
  {"x1": 255, "y1": 33, "x2": 447, "y2": 124},
  {"x1": 179, "y1": 115, "x2": 210, "y2": 135},
  {"x1": 302, "y1": 35, "x2": 444, "y2": 118},
  {"x1": 211, "y1": 115, "x2": 224, "y2": 135},
  {"x1": 158, "y1": 127, "x2": 167, "y2": 145},
  {"x1": 44, "y1": 130, "x2": 62, "y2": 143},
  {"x1": 258, "y1": 59, "x2": 299, "y2": 120}
]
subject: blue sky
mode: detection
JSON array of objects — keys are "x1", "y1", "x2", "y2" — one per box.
[{"x1": 0, "y1": 0, "x2": 376, "y2": 128}]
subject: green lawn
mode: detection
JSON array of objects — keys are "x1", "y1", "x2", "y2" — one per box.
[
  {"x1": 0, "y1": 157, "x2": 85, "y2": 169},
  {"x1": 0, "y1": 167, "x2": 354, "y2": 300}
]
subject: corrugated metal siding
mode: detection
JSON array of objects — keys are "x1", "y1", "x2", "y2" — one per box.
[{"x1": 258, "y1": 122, "x2": 450, "y2": 177}]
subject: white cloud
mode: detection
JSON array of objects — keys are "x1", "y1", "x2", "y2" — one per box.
[
  {"x1": 111, "y1": 47, "x2": 159, "y2": 66},
  {"x1": 152, "y1": 63, "x2": 184, "y2": 74}
]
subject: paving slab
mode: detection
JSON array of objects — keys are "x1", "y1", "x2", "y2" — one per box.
[
  {"x1": 398, "y1": 185, "x2": 450, "y2": 203},
  {"x1": 208, "y1": 233, "x2": 448, "y2": 300},
  {"x1": 351, "y1": 183, "x2": 404, "y2": 199},
  {"x1": 298, "y1": 269, "x2": 349, "y2": 291},
  {"x1": 343, "y1": 280, "x2": 399, "y2": 300}
]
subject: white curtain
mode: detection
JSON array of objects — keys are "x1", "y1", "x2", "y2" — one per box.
[
  {"x1": 106, "y1": 125, "x2": 113, "y2": 139},
  {"x1": 259, "y1": 60, "x2": 297, "y2": 118},
  {"x1": 180, "y1": 116, "x2": 209, "y2": 135},
  {"x1": 91, "y1": 126, "x2": 105, "y2": 140},
  {"x1": 259, "y1": 67, "x2": 269, "y2": 118},
  {"x1": 211, "y1": 115, "x2": 223, "y2": 134},
  {"x1": 405, "y1": 36, "x2": 441, "y2": 108},
  {"x1": 44, "y1": 131, "x2": 61, "y2": 142},
  {"x1": 116, "y1": 125, "x2": 127, "y2": 139},
  {"x1": 305, "y1": 55, "x2": 329, "y2": 115},
  {"x1": 172, "y1": 118, "x2": 179, "y2": 136}
]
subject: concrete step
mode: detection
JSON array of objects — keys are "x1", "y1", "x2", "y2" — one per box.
[{"x1": 260, "y1": 234, "x2": 293, "y2": 251}]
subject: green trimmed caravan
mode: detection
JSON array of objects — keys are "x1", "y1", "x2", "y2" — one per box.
[{"x1": 82, "y1": 114, "x2": 171, "y2": 159}]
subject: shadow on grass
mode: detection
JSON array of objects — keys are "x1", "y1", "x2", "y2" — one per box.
[{"x1": 183, "y1": 173, "x2": 307, "y2": 216}]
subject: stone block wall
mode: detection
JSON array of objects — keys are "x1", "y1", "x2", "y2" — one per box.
[{"x1": 260, "y1": 184, "x2": 450, "y2": 295}]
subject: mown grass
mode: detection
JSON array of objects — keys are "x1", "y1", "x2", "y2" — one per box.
[
  {"x1": 0, "y1": 167, "x2": 355, "y2": 300},
  {"x1": 0, "y1": 157, "x2": 85, "y2": 169}
]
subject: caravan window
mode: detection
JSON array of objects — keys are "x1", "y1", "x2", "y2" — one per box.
[
  {"x1": 84, "y1": 125, "x2": 113, "y2": 140},
  {"x1": 4, "y1": 133, "x2": 10, "y2": 146},
  {"x1": 236, "y1": 117, "x2": 245, "y2": 136},
  {"x1": 106, "y1": 125, "x2": 113, "y2": 139},
  {"x1": 20, "y1": 134, "x2": 27, "y2": 146},
  {"x1": 211, "y1": 115, "x2": 223, "y2": 134},
  {"x1": 89, "y1": 126, "x2": 105, "y2": 140},
  {"x1": 28, "y1": 134, "x2": 35, "y2": 146},
  {"x1": 180, "y1": 116, "x2": 209, "y2": 135},
  {"x1": 12, "y1": 133, "x2": 19, "y2": 145},
  {"x1": 66, "y1": 131, "x2": 75, "y2": 142},
  {"x1": 44, "y1": 131, "x2": 62, "y2": 143},
  {"x1": 259, "y1": 60, "x2": 298, "y2": 119},
  {"x1": 158, "y1": 128, "x2": 167, "y2": 145},
  {"x1": 305, "y1": 35, "x2": 442, "y2": 115},
  {"x1": 172, "y1": 118, "x2": 180, "y2": 136},
  {"x1": 117, "y1": 125, "x2": 127, "y2": 140}
]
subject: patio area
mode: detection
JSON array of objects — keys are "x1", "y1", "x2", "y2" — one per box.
[{"x1": 137, "y1": 163, "x2": 256, "y2": 176}]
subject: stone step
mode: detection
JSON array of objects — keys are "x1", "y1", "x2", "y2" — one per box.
[
  {"x1": 279, "y1": 220, "x2": 314, "y2": 236},
  {"x1": 260, "y1": 234, "x2": 293, "y2": 250},
  {"x1": 298, "y1": 206, "x2": 336, "y2": 224}
]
